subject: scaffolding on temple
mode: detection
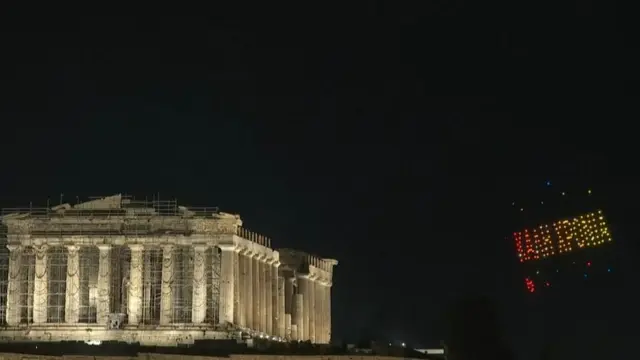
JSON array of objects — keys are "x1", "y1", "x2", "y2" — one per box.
[
  {"x1": 0, "y1": 193, "x2": 341, "y2": 349},
  {"x1": 0, "y1": 194, "x2": 270, "y2": 328}
]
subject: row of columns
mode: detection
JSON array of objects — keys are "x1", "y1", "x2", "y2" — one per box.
[
  {"x1": 5, "y1": 243, "x2": 234, "y2": 327},
  {"x1": 287, "y1": 274, "x2": 331, "y2": 343},
  {"x1": 125, "y1": 243, "x2": 242, "y2": 327},
  {"x1": 125, "y1": 244, "x2": 237, "y2": 326},
  {"x1": 233, "y1": 252, "x2": 334, "y2": 343},
  {"x1": 234, "y1": 249, "x2": 286, "y2": 338},
  {"x1": 5, "y1": 244, "x2": 113, "y2": 326},
  {"x1": 4, "y1": 243, "x2": 332, "y2": 344}
]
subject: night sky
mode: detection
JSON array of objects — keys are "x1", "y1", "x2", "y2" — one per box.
[{"x1": 1, "y1": 6, "x2": 637, "y2": 359}]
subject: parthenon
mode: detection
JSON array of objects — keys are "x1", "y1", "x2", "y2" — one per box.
[{"x1": 0, "y1": 195, "x2": 337, "y2": 346}]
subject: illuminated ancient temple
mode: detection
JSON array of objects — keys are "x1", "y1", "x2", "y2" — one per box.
[{"x1": 0, "y1": 195, "x2": 337, "y2": 346}]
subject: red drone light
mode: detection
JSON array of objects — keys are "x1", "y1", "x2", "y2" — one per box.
[{"x1": 525, "y1": 277, "x2": 535, "y2": 293}]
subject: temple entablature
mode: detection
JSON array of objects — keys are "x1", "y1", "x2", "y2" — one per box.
[
  {"x1": 233, "y1": 235, "x2": 278, "y2": 262},
  {"x1": 277, "y1": 248, "x2": 338, "y2": 284},
  {"x1": 1, "y1": 196, "x2": 274, "y2": 258}
]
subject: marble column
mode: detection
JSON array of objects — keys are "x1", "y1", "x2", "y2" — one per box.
[
  {"x1": 323, "y1": 282, "x2": 329, "y2": 344},
  {"x1": 64, "y1": 245, "x2": 80, "y2": 324},
  {"x1": 259, "y1": 256, "x2": 268, "y2": 333},
  {"x1": 290, "y1": 286, "x2": 296, "y2": 341},
  {"x1": 191, "y1": 245, "x2": 207, "y2": 324},
  {"x1": 297, "y1": 275, "x2": 310, "y2": 340},
  {"x1": 244, "y1": 251, "x2": 253, "y2": 330},
  {"x1": 326, "y1": 282, "x2": 332, "y2": 343},
  {"x1": 6, "y1": 245, "x2": 22, "y2": 326},
  {"x1": 33, "y1": 245, "x2": 48, "y2": 324},
  {"x1": 218, "y1": 245, "x2": 236, "y2": 324},
  {"x1": 284, "y1": 276, "x2": 298, "y2": 340},
  {"x1": 252, "y1": 254, "x2": 261, "y2": 331},
  {"x1": 286, "y1": 277, "x2": 296, "y2": 340},
  {"x1": 160, "y1": 245, "x2": 174, "y2": 325},
  {"x1": 285, "y1": 277, "x2": 294, "y2": 315},
  {"x1": 316, "y1": 281, "x2": 325, "y2": 343},
  {"x1": 265, "y1": 258, "x2": 273, "y2": 335},
  {"x1": 127, "y1": 244, "x2": 143, "y2": 325},
  {"x1": 96, "y1": 245, "x2": 111, "y2": 325},
  {"x1": 237, "y1": 251, "x2": 246, "y2": 327},
  {"x1": 142, "y1": 251, "x2": 151, "y2": 322},
  {"x1": 308, "y1": 276, "x2": 316, "y2": 343},
  {"x1": 277, "y1": 274, "x2": 286, "y2": 338},
  {"x1": 294, "y1": 293, "x2": 304, "y2": 341},
  {"x1": 271, "y1": 261, "x2": 280, "y2": 336},
  {"x1": 314, "y1": 280, "x2": 322, "y2": 343},
  {"x1": 233, "y1": 247, "x2": 240, "y2": 324},
  {"x1": 285, "y1": 313, "x2": 292, "y2": 340}
]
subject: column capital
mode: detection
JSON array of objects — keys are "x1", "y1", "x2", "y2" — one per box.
[
  {"x1": 128, "y1": 244, "x2": 144, "y2": 251},
  {"x1": 271, "y1": 260, "x2": 281, "y2": 267},
  {"x1": 162, "y1": 244, "x2": 175, "y2": 251},
  {"x1": 66, "y1": 244, "x2": 80, "y2": 253},
  {"x1": 6, "y1": 244, "x2": 21, "y2": 252},
  {"x1": 265, "y1": 257, "x2": 277, "y2": 265},
  {"x1": 34, "y1": 244, "x2": 48, "y2": 256},
  {"x1": 97, "y1": 244, "x2": 112, "y2": 251},
  {"x1": 254, "y1": 252, "x2": 266, "y2": 260},
  {"x1": 240, "y1": 247, "x2": 253, "y2": 256},
  {"x1": 218, "y1": 244, "x2": 237, "y2": 252},
  {"x1": 193, "y1": 244, "x2": 208, "y2": 251}
]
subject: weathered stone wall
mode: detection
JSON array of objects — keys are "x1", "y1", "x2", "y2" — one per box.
[{"x1": 0, "y1": 354, "x2": 419, "y2": 360}]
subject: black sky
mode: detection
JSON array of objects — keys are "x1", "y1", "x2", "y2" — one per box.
[{"x1": 0, "y1": 5, "x2": 637, "y2": 359}]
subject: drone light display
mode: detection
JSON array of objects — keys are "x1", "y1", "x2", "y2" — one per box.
[
  {"x1": 513, "y1": 210, "x2": 612, "y2": 262},
  {"x1": 511, "y1": 183, "x2": 616, "y2": 294}
]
